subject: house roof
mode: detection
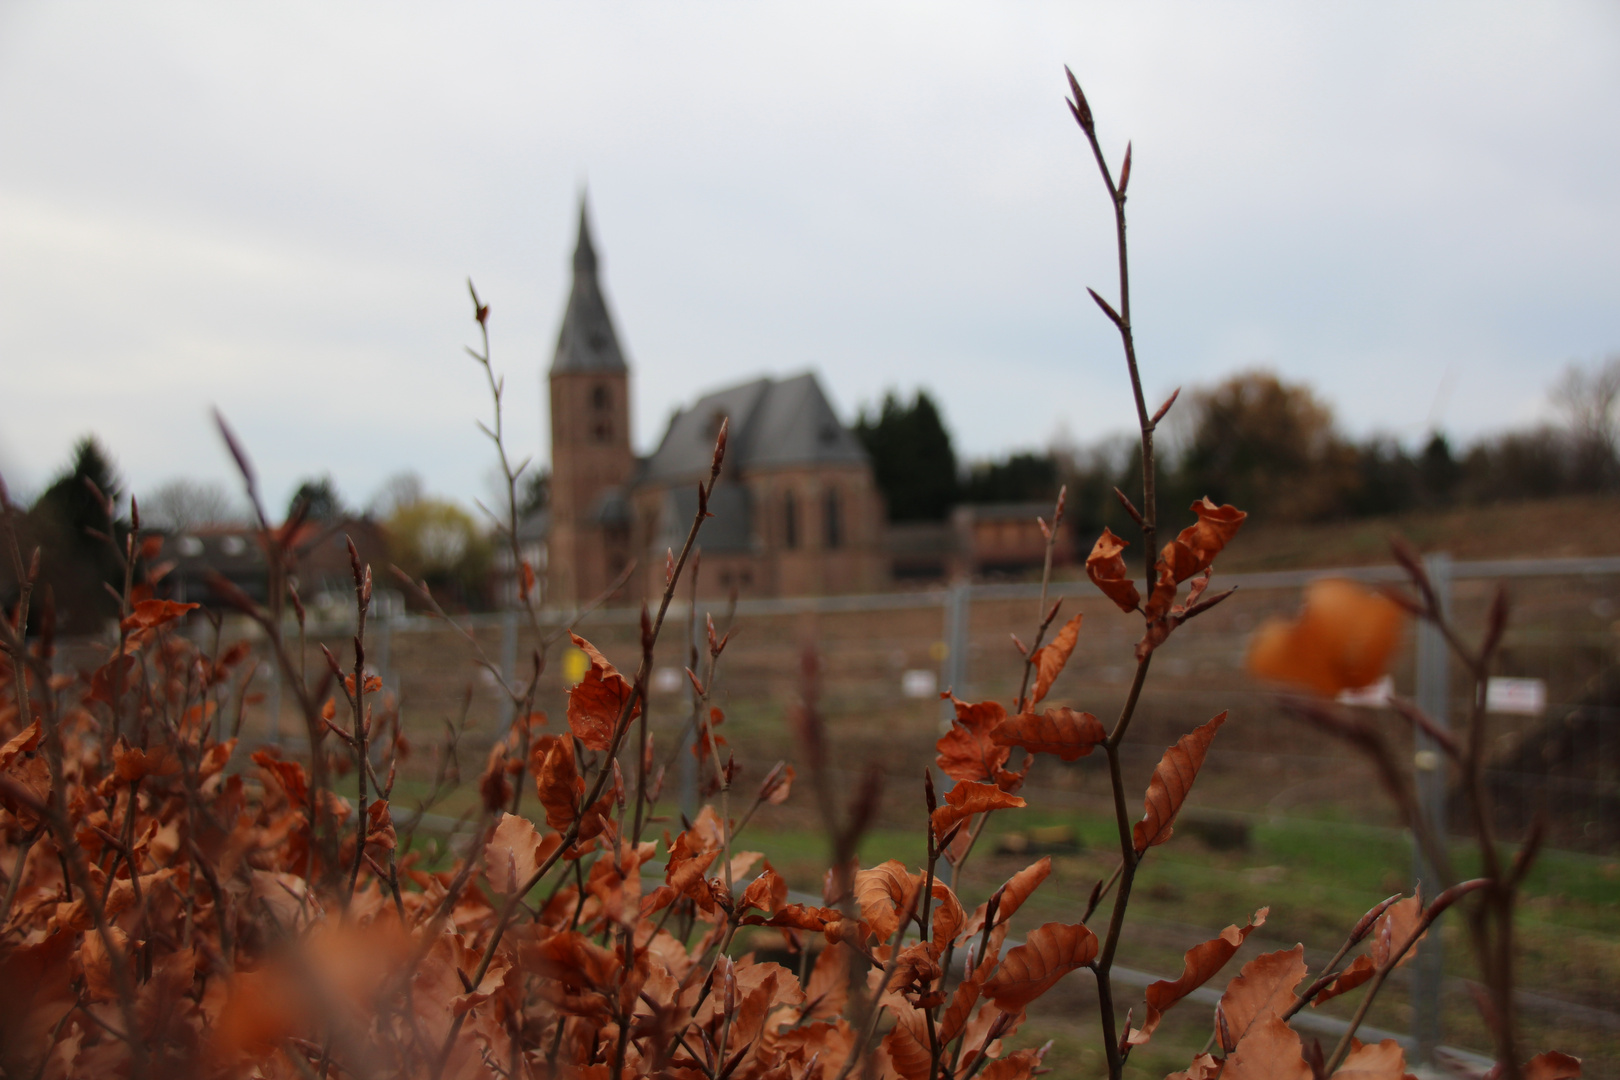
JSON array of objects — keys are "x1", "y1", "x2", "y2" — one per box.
[
  {"x1": 641, "y1": 372, "x2": 868, "y2": 486},
  {"x1": 551, "y1": 199, "x2": 629, "y2": 375},
  {"x1": 656, "y1": 484, "x2": 755, "y2": 554}
]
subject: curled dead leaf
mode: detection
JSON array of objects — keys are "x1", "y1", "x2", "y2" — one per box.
[{"x1": 1086, "y1": 528, "x2": 1141, "y2": 613}]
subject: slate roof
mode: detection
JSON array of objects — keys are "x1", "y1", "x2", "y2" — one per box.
[
  {"x1": 655, "y1": 484, "x2": 755, "y2": 554},
  {"x1": 641, "y1": 373, "x2": 868, "y2": 485},
  {"x1": 551, "y1": 200, "x2": 629, "y2": 375}
]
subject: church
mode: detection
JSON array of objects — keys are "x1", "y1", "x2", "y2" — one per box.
[{"x1": 542, "y1": 203, "x2": 888, "y2": 606}]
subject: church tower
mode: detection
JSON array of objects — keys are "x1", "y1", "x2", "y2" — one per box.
[{"x1": 547, "y1": 199, "x2": 635, "y2": 606}]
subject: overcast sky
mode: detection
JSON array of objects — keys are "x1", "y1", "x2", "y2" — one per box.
[{"x1": 2, "y1": 3, "x2": 1617, "y2": 514}]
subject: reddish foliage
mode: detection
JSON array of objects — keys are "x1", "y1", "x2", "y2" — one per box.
[{"x1": 1133, "y1": 711, "x2": 1227, "y2": 854}]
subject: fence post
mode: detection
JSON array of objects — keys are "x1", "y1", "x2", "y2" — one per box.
[
  {"x1": 940, "y1": 582, "x2": 971, "y2": 726},
  {"x1": 498, "y1": 608, "x2": 518, "y2": 730},
  {"x1": 1411, "y1": 552, "x2": 1452, "y2": 1063}
]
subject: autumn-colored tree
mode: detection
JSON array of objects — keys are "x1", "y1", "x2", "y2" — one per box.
[{"x1": 1172, "y1": 369, "x2": 1359, "y2": 522}]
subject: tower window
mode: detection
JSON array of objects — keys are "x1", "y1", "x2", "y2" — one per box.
[
  {"x1": 592, "y1": 384, "x2": 610, "y2": 410},
  {"x1": 783, "y1": 491, "x2": 798, "y2": 550},
  {"x1": 823, "y1": 488, "x2": 842, "y2": 549},
  {"x1": 593, "y1": 421, "x2": 611, "y2": 442}
]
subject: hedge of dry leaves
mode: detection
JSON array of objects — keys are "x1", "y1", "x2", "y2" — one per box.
[{"x1": 0, "y1": 63, "x2": 1582, "y2": 1080}]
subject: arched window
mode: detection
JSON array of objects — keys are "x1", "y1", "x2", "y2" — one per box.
[
  {"x1": 823, "y1": 487, "x2": 842, "y2": 550},
  {"x1": 592, "y1": 384, "x2": 610, "y2": 410},
  {"x1": 782, "y1": 491, "x2": 798, "y2": 550}
]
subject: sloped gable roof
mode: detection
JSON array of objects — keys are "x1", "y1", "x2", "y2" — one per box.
[{"x1": 640, "y1": 372, "x2": 868, "y2": 486}]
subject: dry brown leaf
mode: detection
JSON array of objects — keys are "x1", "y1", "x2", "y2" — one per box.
[
  {"x1": 1127, "y1": 907, "x2": 1267, "y2": 1046},
  {"x1": 881, "y1": 1001, "x2": 932, "y2": 1080},
  {"x1": 1166, "y1": 1053, "x2": 1222, "y2": 1080},
  {"x1": 536, "y1": 733, "x2": 583, "y2": 831},
  {"x1": 1028, "y1": 612, "x2": 1083, "y2": 706},
  {"x1": 982, "y1": 922, "x2": 1097, "y2": 1010},
  {"x1": 991, "y1": 707, "x2": 1107, "y2": 761},
  {"x1": 804, "y1": 945, "x2": 849, "y2": 1020},
  {"x1": 1133, "y1": 712, "x2": 1227, "y2": 854},
  {"x1": 931, "y1": 781, "x2": 1026, "y2": 840},
  {"x1": 854, "y1": 860, "x2": 920, "y2": 942},
  {"x1": 980, "y1": 1046, "x2": 1049, "y2": 1080},
  {"x1": 1086, "y1": 528, "x2": 1141, "y2": 613},
  {"x1": 1370, "y1": 893, "x2": 1425, "y2": 970},
  {"x1": 1216, "y1": 946, "x2": 1306, "y2": 1052},
  {"x1": 1331, "y1": 1038, "x2": 1411, "y2": 1079},
  {"x1": 566, "y1": 632, "x2": 638, "y2": 752},
  {"x1": 936, "y1": 697, "x2": 1013, "y2": 783},
  {"x1": 1161, "y1": 498, "x2": 1247, "y2": 584},
  {"x1": 741, "y1": 866, "x2": 788, "y2": 915},
  {"x1": 1222, "y1": 1014, "x2": 1311, "y2": 1080},
  {"x1": 1313, "y1": 954, "x2": 1375, "y2": 1006},
  {"x1": 938, "y1": 977, "x2": 981, "y2": 1043},
  {"x1": 1522, "y1": 1051, "x2": 1583, "y2": 1080}
]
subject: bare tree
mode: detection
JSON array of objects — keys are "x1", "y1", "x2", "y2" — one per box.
[
  {"x1": 1550, "y1": 353, "x2": 1620, "y2": 488},
  {"x1": 141, "y1": 478, "x2": 239, "y2": 532}
]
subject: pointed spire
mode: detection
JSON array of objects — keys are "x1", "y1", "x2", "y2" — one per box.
[
  {"x1": 573, "y1": 194, "x2": 598, "y2": 276},
  {"x1": 551, "y1": 196, "x2": 627, "y2": 375}
]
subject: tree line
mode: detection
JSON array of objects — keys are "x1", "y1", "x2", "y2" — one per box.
[{"x1": 856, "y1": 356, "x2": 1620, "y2": 542}]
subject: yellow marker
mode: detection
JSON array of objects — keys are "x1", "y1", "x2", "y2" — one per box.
[
  {"x1": 562, "y1": 647, "x2": 589, "y2": 685},
  {"x1": 928, "y1": 640, "x2": 949, "y2": 663}
]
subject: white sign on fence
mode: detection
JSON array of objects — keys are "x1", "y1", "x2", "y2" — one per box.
[
  {"x1": 1337, "y1": 675, "x2": 1394, "y2": 708},
  {"x1": 902, "y1": 669, "x2": 938, "y2": 699},
  {"x1": 1485, "y1": 677, "x2": 1546, "y2": 715}
]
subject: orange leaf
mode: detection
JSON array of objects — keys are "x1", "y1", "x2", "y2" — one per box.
[
  {"x1": 1332, "y1": 1039, "x2": 1412, "y2": 1079},
  {"x1": 1246, "y1": 578, "x2": 1406, "y2": 696},
  {"x1": 1133, "y1": 712, "x2": 1226, "y2": 854},
  {"x1": 928, "y1": 879, "x2": 965, "y2": 949},
  {"x1": 1369, "y1": 893, "x2": 1425, "y2": 970},
  {"x1": 565, "y1": 632, "x2": 638, "y2": 752},
  {"x1": 120, "y1": 598, "x2": 198, "y2": 631},
  {"x1": 982, "y1": 922, "x2": 1097, "y2": 1010},
  {"x1": 938, "y1": 976, "x2": 980, "y2": 1043},
  {"x1": 755, "y1": 903, "x2": 841, "y2": 932},
  {"x1": 991, "y1": 707, "x2": 1106, "y2": 761},
  {"x1": 1127, "y1": 907, "x2": 1267, "y2": 1046},
  {"x1": 1028, "y1": 613, "x2": 1082, "y2": 706},
  {"x1": 1162, "y1": 498, "x2": 1246, "y2": 584},
  {"x1": 484, "y1": 812, "x2": 559, "y2": 895},
  {"x1": 1086, "y1": 528, "x2": 1140, "y2": 613},
  {"x1": 1523, "y1": 1051, "x2": 1583, "y2": 1080},
  {"x1": 803, "y1": 944, "x2": 849, "y2": 1019},
  {"x1": 741, "y1": 865, "x2": 789, "y2": 915},
  {"x1": 535, "y1": 733, "x2": 583, "y2": 831},
  {"x1": 1166, "y1": 1054, "x2": 1222, "y2": 1080},
  {"x1": 930, "y1": 780, "x2": 1026, "y2": 840},
  {"x1": 936, "y1": 697, "x2": 1011, "y2": 783},
  {"x1": 112, "y1": 740, "x2": 179, "y2": 783},
  {"x1": 854, "y1": 860, "x2": 920, "y2": 942},
  {"x1": 881, "y1": 1002, "x2": 933, "y2": 1080},
  {"x1": 981, "y1": 1047, "x2": 1049, "y2": 1080},
  {"x1": 1221, "y1": 1014, "x2": 1310, "y2": 1080},
  {"x1": 1215, "y1": 946, "x2": 1306, "y2": 1052},
  {"x1": 962, "y1": 857, "x2": 1053, "y2": 943},
  {"x1": 1312, "y1": 954, "x2": 1375, "y2": 1006}
]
